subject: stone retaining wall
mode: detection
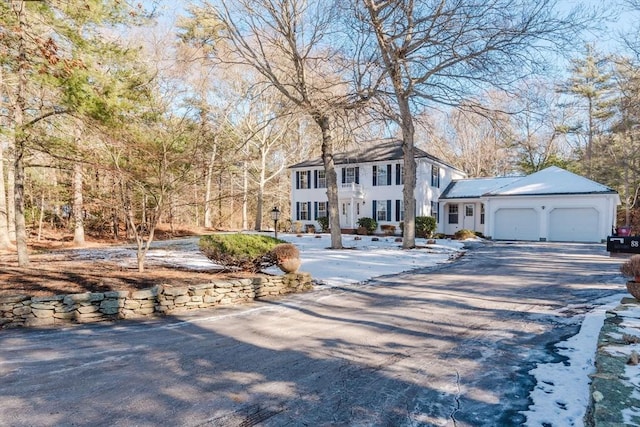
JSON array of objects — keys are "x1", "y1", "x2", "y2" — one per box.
[{"x1": 0, "y1": 273, "x2": 312, "y2": 329}]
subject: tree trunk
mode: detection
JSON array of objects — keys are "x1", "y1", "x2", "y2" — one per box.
[
  {"x1": 7, "y1": 152, "x2": 16, "y2": 242},
  {"x1": 14, "y1": 1, "x2": 29, "y2": 266},
  {"x1": 37, "y1": 193, "x2": 45, "y2": 241},
  {"x1": 0, "y1": 145, "x2": 14, "y2": 249},
  {"x1": 72, "y1": 162, "x2": 86, "y2": 246},
  {"x1": 315, "y1": 112, "x2": 342, "y2": 249},
  {"x1": 204, "y1": 145, "x2": 217, "y2": 228},
  {"x1": 242, "y1": 159, "x2": 248, "y2": 230},
  {"x1": 255, "y1": 181, "x2": 264, "y2": 231},
  {"x1": 399, "y1": 95, "x2": 417, "y2": 249},
  {"x1": 14, "y1": 140, "x2": 29, "y2": 266}
]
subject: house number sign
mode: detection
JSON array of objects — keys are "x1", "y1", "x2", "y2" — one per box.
[{"x1": 607, "y1": 236, "x2": 640, "y2": 254}]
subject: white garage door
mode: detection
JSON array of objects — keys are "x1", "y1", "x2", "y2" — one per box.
[
  {"x1": 548, "y1": 208, "x2": 599, "y2": 242},
  {"x1": 494, "y1": 208, "x2": 539, "y2": 241}
]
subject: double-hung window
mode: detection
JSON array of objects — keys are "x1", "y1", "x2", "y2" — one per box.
[
  {"x1": 298, "y1": 202, "x2": 310, "y2": 220},
  {"x1": 296, "y1": 171, "x2": 311, "y2": 189},
  {"x1": 374, "y1": 200, "x2": 391, "y2": 222},
  {"x1": 448, "y1": 205, "x2": 459, "y2": 224},
  {"x1": 315, "y1": 201, "x2": 328, "y2": 219},
  {"x1": 373, "y1": 164, "x2": 392, "y2": 186},
  {"x1": 431, "y1": 165, "x2": 440, "y2": 188},
  {"x1": 343, "y1": 166, "x2": 358, "y2": 185},
  {"x1": 315, "y1": 170, "x2": 326, "y2": 188}
]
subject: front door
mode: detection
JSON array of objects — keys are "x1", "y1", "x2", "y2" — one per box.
[
  {"x1": 341, "y1": 201, "x2": 352, "y2": 228},
  {"x1": 463, "y1": 204, "x2": 475, "y2": 230}
]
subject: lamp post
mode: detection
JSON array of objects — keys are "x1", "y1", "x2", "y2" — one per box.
[{"x1": 271, "y1": 207, "x2": 280, "y2": 239}]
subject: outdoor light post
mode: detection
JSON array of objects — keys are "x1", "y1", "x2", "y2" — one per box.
[{"x1": 271, "y1": 207, "x2": 280, "y2": 239}]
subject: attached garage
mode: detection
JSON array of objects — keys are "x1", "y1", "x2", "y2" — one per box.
[
  {"x1": 494, "y1": 208, "x2": 539, "y2": 241},
  {"x1": 548, "y1": 208, "x2": 600, "y2": 243},
  {"x1": 439, "y1": 166, "x2": 620, "y2": 243}
]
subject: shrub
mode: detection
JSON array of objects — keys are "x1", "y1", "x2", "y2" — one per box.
[
  {"x1": 621, "y1": 255, "x2": 640, "y2": 280},
  {"x1": 415, "y1": 216, "x2": 437, "y2": 238},
  {"x1": 317, "y1": 216, "x2": 329, "y2": 232},
  {"x1": 454, "y1": 229, "x2": 476, "y2": 240},
  {"x1": 199, "y1": 233, "x2": 285, "y2": 272},
  {"x1": 381, "y1": 224, "x2": 396, "y2": 235},
  {"x1": 357, "y1": 217, "x2": 378, "y2": 235},
  {"x1": 270, "y1": 243, "x2": 300, "y2": 262}
]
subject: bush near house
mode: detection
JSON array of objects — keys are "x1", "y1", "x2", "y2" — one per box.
[
  {"x1": 454, "y1": 229, "x2": 476, "y2": 240},
  {"x1": 317, "y1": 216, "x2": 329, "y2": 232},
  {"x1": 199, "y1": 233, "x2": 285, "y2": 272},
  {"x1": 380, "y1": 224, "x2": 396, "y2": 235},
  {"x1": 416, "y1": 216, "x2": 437, "y2": 238},
  {"x1": 357, "y1": 217, "x2": 378, "y2": 235}
]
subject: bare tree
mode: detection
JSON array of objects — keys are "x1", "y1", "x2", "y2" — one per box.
[
  {"x1": 359, "y1": 0, "x2": 595, "y2": 248},
  {"x1": 425, "y1": 99, "x2": 513, "y2": 178},
  {"x1": 181, "y1": 0, "x2": 376, "y2": 249}
]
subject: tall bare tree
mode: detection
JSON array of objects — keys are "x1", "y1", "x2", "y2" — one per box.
[
  {"x1": 360, "y1": 0, "x2": 595, "y2": 248},
  {"x1": 181, "y1": 0, "x2": 376, "y2": 249}
]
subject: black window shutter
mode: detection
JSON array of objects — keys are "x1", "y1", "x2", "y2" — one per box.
[
  {"x1": 296, "y1": 172, "x2": 300, "y2": 190},
  {"x1": 314, "y1": 170, "x2": 318, "y2": 188},
  {"x1": 307, "y1": 202, "x2": 311, "y2": 219},
  {"x1": 396, "y1": 200, "x2": 400, "y2": 221},
  {"x1": 296, "y1": 202, "x2": 300, "y2": 220},
  {"x1": 355, "y1": 167, "x2": 360, "y2": 184},
  {"x1": 342, "y1": 168, "x2": 346, "y2": 184},
  {"x1": 386, "y1": 200, "x2": 392, "y2": 221},
  {"x1": 387, "y1": 165, "x2": 392, "y2": 185},
  {"x1": 372, "y1": 200, "x2": 377, "y2": 218},
  {"x1": 314, "y1": 202, "x2": 318, "y2": 219},
  {"x1": 307, "y1": 171, "x2": 311, "y2": 188},
  {"x1": 395, "y1": 164, "x2": 401, "y2": 185},
  {"x1": 372, "y1": 165, "x2": 377, "y2": 186}
]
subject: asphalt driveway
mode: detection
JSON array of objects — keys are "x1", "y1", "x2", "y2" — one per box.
[{"x1": 0, "y1": 242, "x2": 624, "y2": 426}]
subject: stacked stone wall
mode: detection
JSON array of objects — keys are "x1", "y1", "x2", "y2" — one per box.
[{"x1": 0, "y1": 273, "x2": 312, "y2": 329}]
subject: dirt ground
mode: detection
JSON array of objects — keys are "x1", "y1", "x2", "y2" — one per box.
[{"x1": 0, "y1": 227, "x2": 252, "y2": 298}]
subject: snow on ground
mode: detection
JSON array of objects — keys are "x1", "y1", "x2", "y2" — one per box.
[
  {"x1": 521, "y1": 294, "x2": 626, "y2": 427},
  {"x1": 264, "y1": 233, "x2": 463, "y2": 286}
]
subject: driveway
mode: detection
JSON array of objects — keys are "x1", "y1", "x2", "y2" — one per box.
[{"x1": 0, "y1": 242, "x2": 624, "y2": 426}]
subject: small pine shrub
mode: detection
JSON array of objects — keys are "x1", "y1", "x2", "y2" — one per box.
[
  {"x1": 317, "y1": 216, "x2": 329, "y2": 232},
  {"x1": 199, "y1": 233, "x2": 285, "y2": 272},
  {"x1": 621, "y1": 254, "x2": 640, "y2": 280},
  {"x1": 415, "y1": 216, "x2": 437, "y2": 238},
  {"x1": 454, "y1": 229, "x2": 476, "y2": 240},
  {"x1": 357, "y1": 217, "x2": 378, "y2": 235}
]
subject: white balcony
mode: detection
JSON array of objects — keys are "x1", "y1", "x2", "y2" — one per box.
[{"x1": 339, "y1": 182, "x2": 365, "y2": 199}]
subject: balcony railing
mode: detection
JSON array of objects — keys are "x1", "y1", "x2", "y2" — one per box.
[{"x1": 339, "y1": 182, "x2": 365, "y2": 198}]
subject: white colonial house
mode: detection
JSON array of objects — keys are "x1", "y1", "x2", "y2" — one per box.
[
  {"x1": 290, "y1": 141, "x2": 620, "y2": 242},
  {"x1": 289, "y1": 141, "x2": 466, "y2": 233}
]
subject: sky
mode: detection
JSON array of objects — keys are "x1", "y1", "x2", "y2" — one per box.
[{"x1": 99, "y1": 232, "x2": 637, "y2": 426}]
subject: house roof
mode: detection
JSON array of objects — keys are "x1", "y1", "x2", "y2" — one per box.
[
  {"x1": 441, "y1": 166, "x2": 617, "y2": 200},
  {"x1": 289, "y1": 140, "x2": 462, "y2": 172}
]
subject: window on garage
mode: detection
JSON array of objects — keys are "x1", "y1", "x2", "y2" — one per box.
[{"x1": 448, "y1": 205, "x2": 458, "y2": 224}]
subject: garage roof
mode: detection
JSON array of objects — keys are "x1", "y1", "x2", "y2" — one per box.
[
  {"x1": 440, "y1": 166, "x2": 617, "y2": 200},
  {"x1": 484, "y1": 166, "x2": 617, "y2": 196},
  {"x1": 440, "y1": 176, "x2": 521, "y2": 199}
]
